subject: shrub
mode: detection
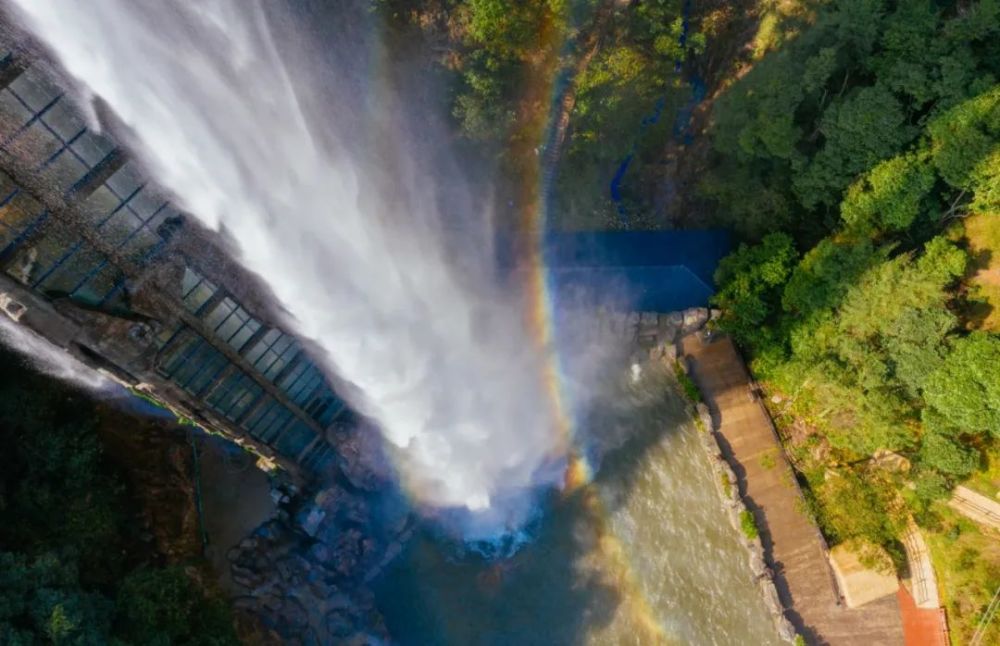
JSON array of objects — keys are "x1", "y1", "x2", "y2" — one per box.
[
  {"x1": 740, "y1": 510, "x2": 760, "y2": 540},
  {"x1": 673, "y1": 361, "x2": 702, "y2": 403}
]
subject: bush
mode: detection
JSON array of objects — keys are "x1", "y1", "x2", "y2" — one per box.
[
  {"x1": 673, "y1": 361, "x2": 702, "y2": 403},
  {"x1": 740, "y1": 510, "x2": 760, "y2": 540}
]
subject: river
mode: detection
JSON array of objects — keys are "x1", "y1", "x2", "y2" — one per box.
[{"x1": 373, "y1": 361, "x2": 781, "y2": 645}]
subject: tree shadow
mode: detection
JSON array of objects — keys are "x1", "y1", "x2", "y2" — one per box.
[{"x1": 958, "y1": 246, "x2": 995, "y2": 329}]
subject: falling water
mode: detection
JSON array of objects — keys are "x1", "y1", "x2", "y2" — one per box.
[
  {"x1": 0, "y1": 310, "x2": 110, "y2": 390},
  {"x1": 10, "y1": 0, "x2": 566, "y2": 534}
]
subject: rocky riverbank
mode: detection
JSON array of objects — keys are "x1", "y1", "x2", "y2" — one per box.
[
  {"x1": 636, "y1": 307, "x2": 799, "y2": 643},
  {"x1": 221, "y1": 445, "x2": 413, "y2": 644}
]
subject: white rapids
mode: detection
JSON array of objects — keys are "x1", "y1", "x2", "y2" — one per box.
[{"x1": 10, "y1": 0, "x2": 565, "y2": 533}]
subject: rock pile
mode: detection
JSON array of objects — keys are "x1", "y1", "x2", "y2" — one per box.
[{"x1": 225, "y1": 480, "x2": 412, "y2": 645}]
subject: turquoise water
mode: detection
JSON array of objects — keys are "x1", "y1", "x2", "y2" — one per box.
[{"x1": 373, "y1": 364, "x2": 781, "y2": 645}]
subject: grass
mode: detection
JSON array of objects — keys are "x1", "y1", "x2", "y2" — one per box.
[
  {"x1": 127, "y1": 386, "x2": 171, "y2": 413},
  {"x1": 673, "y1": 360, "x2": 702, "y2": 403},
  {"x1": 759, "y1": 450, "x2": 777, "y2": 470},
  {"x1": 963, "y1": 442, "x2": 1000, "y2": 500},
  {"x1": 963, "y1": 212, "x2": 1000, "y2": 332},
  {"x1": 740, "y1": 509, "x2": 760, "y2": 540},
  {"x1": 720, "y1": 473, "x2": 733, "y2": 498},
  {"x1": 924, "y1": 505, "x2": 1000, "y2": 645}
]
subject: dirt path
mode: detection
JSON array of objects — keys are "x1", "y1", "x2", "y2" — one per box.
[{"x1": 681, "y1": 333, "x2": 905, "y2": 645}]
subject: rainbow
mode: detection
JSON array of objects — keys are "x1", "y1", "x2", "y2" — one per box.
[{"x1": 512, "y1": 6, "x2": 674, "y2": 643}]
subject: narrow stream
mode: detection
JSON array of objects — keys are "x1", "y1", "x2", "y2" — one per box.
[{"x1": 374, "y1": 363, "x2": 781, "y2": 645}]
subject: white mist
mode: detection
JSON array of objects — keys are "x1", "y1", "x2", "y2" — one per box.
[{"x1": 11, "y1": 0, "x2": 564, "y2": 533}]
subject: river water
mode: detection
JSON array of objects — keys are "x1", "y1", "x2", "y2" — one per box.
[{"x1": 374, "y1": 362, "x2": 781, "y2": 645}]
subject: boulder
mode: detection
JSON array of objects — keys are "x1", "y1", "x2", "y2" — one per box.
[
  {"x1": 281, "y1": 597, "x2": 310, "y2": 630},
  {"x1": 777, "y1": 619, "x2": 797, "y2": 643},
  {"x1": 759, "y1": 579, "x2": 784, "y2": 616},
  {"x1": 326, "y1": 609, "x2": 356, "y2": 638},
  {"x1": 682, "y1": 307, "x2": 709, "y2": 334}
]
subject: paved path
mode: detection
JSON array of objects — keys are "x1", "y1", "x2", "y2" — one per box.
[
  {"x1": 901, "y1": 521, "x2": 940, "y2": 609},
  {"x1": 898, "y1": 586, "x2": 948, "y2": 646},
  {"x1": 681, "y1": 334, "x2": 904, "y2": 645},
  {"x1": 950, "y1": 485, "x2": 1000, "y2": 532}
]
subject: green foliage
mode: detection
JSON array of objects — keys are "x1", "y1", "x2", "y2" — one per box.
[
  {"x1": 739, "y1": 509, "x2": 759, "y2": 540},
  {"x1": 0, "y1": 387, "x2": 126, "y2": 584},
  {"x1": 911, "y1": 470, "x2": 951, "y2": 509},
  {"x1": 465, "y1": 0, "x2": 548, "y2": 58},
  {"x1": 453, "y1": 51, "x2": 520, "y2": 144},
  {"x1": 0, "y1": 551, "x2": 114, "y2": 645},
  {"x1": 711, "y1": 233, "x2": 798, "y2": 347},
  {"x1": 840, "y1": 153, "x2": 937, "y2": 232},
  {"x1": 673, "y1": 361, "x2": 701, "y2": 403},
  {"x1": 928, "y1": 85, "x2": 1000, "y2": 214},
  {"x1": 794, "y1": 84, "x2": 916, "y2": 209},
  {"x1": 117, "y1": 566, "x2": 238, "y2": 646},
  {"x1": 781, "y1": 238, "x2": 880, "y2": 316},
  {"x1": 918, "y1": 432, "x2": 979, "y2": 477},
  {"x1": 922, "y1": 332, "x2": 1000, "y2": 438},
  {"x1": 0, "y1": 353, "x2": 238, "y2": 645},
  {"x1": 815, "y1": 469, "x2": 901, "y2": 547}
]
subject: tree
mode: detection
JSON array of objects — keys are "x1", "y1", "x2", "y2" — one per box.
[
  {"x1": 929, "y1": 85, "x2": 1000, "y2": 215},
  {"x1": 922, "y1": 332, "x2": 1000, "y2": 438},
  {"x1": 840, "y1": 152, "x2": 937, "y2": 232},
  {"x1": 781, "y1": 238, "x2": 880, "y2": 316},
  {"x1": 817, "y1": 468, "x2": 901, "y2": 547},
  {"x1": 711, "y1": 233, "x2": 798, "y2": 347},
  {"x1": 794, "y1": 84, "x2": 916, "y2": 209},
  {"x1": 116, "y1": 566, "x2": 238, "y2": 646},
  {"x1": 918, "y1": 431, "x2": 980, "y2": 476},
  {"x1": 0, "y1": 551, "x2": 115, "y2": 645},
  {"x1": 465, "y1": 0, "x2": 549, "y2": 59}
]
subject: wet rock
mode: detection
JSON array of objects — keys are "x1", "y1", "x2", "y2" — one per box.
[
  {"x1": 281, "y1": 597, "x2": 309, "y2": 630},
  {"x1": 233, "y1": 596, "x2": 259, "y2": 611},
  {"x1": 326, "y1": 609, "x2": 356, "y2": 638},
  {"x1": 696, "y1": 403, "x2": 713, "y2": 431},
  {"x1": 682, "y1": 307, "x2": 709, "y2": 334},
  {"x1": 259, "y1": 594, "x2": 285, "y2": 613},
  {"x1": 298, "y1": 504, "x2": 326, "y2": 537},
  {"x1": 749, "y1": 552, "x2": 769, "y2": 579},
  {"x1": 760, "y1": 579, "x2": 783, "y2": 616},
  {"x1": 777, "y1": 618, "x2": 797, "y2": 642}
]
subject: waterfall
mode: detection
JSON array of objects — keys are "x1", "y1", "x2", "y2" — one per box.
[{"x1": 10, "y1": 0, "x2": 565, "y2": 535}]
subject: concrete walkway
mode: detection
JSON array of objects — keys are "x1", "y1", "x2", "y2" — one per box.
[
  {"x1": 681, "y1": 334, "x2": 904, "y2": 645},
  {"x1": 949, "y1": 486, "x2": 1000, "y2": 532},
  {"x1": 901, "y1": 521, "x2": 940, "y2": 609}
]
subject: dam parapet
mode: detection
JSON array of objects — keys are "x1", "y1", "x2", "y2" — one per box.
[{"x1": 0, "y1": 15, "x2": 360, "y2": 487}]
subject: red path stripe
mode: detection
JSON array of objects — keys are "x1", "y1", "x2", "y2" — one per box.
[{"x1": 898, "y1": 585, "x2": 948, "y2": 646}]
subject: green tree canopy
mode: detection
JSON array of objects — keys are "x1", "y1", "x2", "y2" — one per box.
[
  {"x1": 922, "y1": 332, "x2": 1000, "y2": 438},
  {"x1": 711, "y1": 233, "x2": 798, "y2": 347},
  {"x1": 840, "y1": 153, "x2": 937, "y2": 232}
]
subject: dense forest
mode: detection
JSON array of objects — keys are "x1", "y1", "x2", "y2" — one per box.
[
  {"x1": 0, "y1": 351, "x2": 239, "y2": 645},
  {"x1": 701, "y1": 1, "x2": 1000, "y2": 638},
  {"x1": 703, "y1": 1, "x2": 1000, "y2": 637},
  {"x1": 380, "y1": 0, "x2": 1000, "y2": 642}
]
